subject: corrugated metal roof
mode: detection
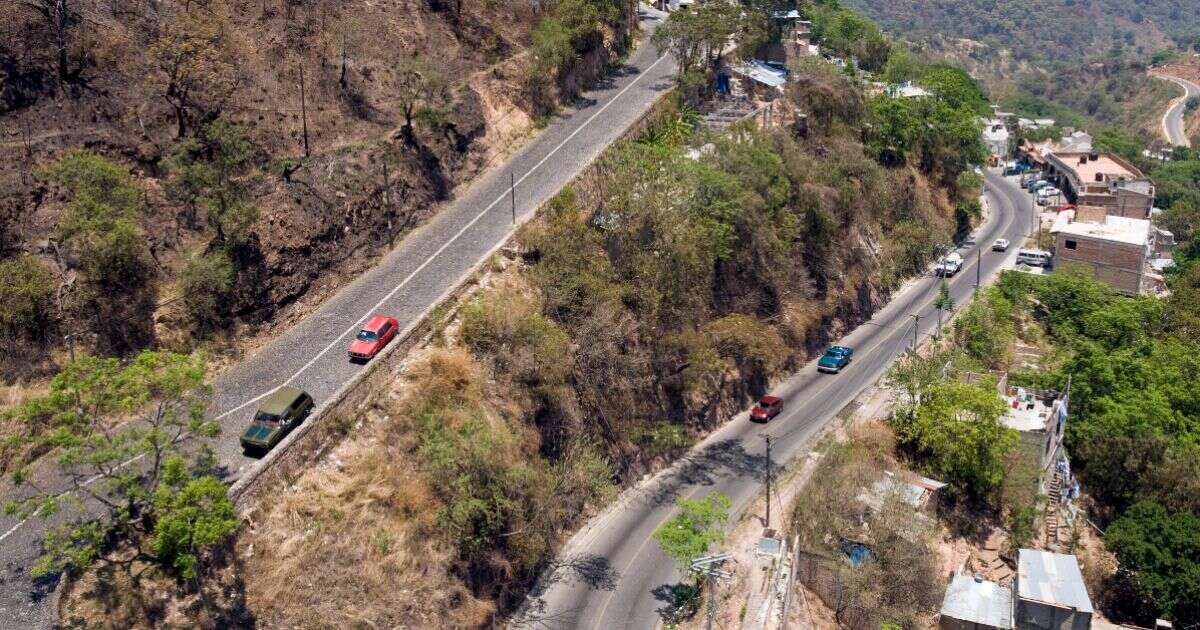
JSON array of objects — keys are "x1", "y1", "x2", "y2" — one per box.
[
  {"x1": 1017, "y1": 550, "x2": 1094, "y2": 613},
  {"x1": 941, "y1": 575, "x2": 1014, "y2": 629}
]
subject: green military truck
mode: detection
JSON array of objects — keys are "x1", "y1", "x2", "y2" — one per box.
[{"x1": 240, "y1": 386, "x2": 315, "y2": 455}]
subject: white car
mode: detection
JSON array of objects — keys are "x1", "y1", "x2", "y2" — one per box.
[
  {"x1": 1036, "y1": 186, "x2": 1060, "y2": 198},
  {"x1": 992, "y1": 238, "x2": 1010, "y2": 252},
  {"x1": 935, "y1": 252, "x2": 964, "y2": 277}
]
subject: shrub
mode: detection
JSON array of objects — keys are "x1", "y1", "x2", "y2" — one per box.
[
  {"x1": 0, "y1": 256, "x2": 56, "y2": 341},
  {"x1": 459, "y1": 284, "x2": 572, "y2": 386},
  {"x1": 180, "y1": 250, "x2": 234, "y2": 334}
]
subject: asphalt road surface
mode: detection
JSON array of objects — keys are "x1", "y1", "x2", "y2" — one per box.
[
  {"x1": 1158, "y1": 74, "x2": 1199, "y2": 147},
  {"x1": 0, "y1": 8, "x2": 675, "y2": 627},
  {"x1": 517, "y1": 169, "x2": 1033, "y2": 630}
]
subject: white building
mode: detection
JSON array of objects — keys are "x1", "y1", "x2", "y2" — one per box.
[{"x1": 983, "y1": 118, "x2": 1011, "y2": 158}]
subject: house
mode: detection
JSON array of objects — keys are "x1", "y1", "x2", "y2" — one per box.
[
  {"x1": 1050, "y1": 206, "x2": 1154, "y2": 296},
  {"x1": 1017, "y1": 131, "x2": 1092, "y2": 169},
  {"x1": 858, "y1": 470, "x2": 946, "y2": 513},
  {"x1": 941, "y1": 575, "x2": 1014, "y2": 630},
  {"x1": 938, "y1": 551, "x2": 1094, "y2": 630},
  {"x1": 1015, "y1": 550, "x2": 1093, "y2": 630},
  {"x1": 983, "y1": 119, "x2": 1012, "y2": 160},
  {"x1": 889, "y1": 81, "x2": 932, "y2": 98},
  {"x1": 963, "y1": 371, "x2": 1067, "y2": 485},
  {"x1": 1044, "y1": 152, "x2": 1154, "y2": 220}
]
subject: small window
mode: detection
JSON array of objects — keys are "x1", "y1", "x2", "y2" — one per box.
[{"x1": 1064, "y1": 240, "x2": 1077, "y2": 250}]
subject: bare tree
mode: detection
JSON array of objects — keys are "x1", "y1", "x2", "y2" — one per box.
[
  {"x1": 393, "y1": 53, "x2": 450, "y2": 141},
  {"x1": 149, "y1": 8, "x2": 237, "y2": 137}
]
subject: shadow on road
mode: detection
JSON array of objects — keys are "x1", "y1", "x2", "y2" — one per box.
[{"x1": 635, "y1": 438, "x2": 767, "y2": 508}]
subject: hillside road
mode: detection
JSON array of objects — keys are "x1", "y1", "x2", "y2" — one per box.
[{"x1": 516, "y1": 169, "x2": 1033, "y2": 630}]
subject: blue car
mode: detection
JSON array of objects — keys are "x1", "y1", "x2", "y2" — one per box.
[{"x1": 818, "y1": 346, "x2": 854, "y2": 373}]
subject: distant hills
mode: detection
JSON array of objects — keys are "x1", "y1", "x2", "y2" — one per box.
[{"x1": 842, "y1": 0, "x2": 1200, "y2": 63}]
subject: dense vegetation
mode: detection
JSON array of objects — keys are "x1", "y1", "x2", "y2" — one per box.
[{"x1": 949, "y1": 268, "x2": 1200, "y2": 627}]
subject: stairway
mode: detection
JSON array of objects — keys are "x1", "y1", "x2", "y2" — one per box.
[{"x1": 1045, "y1": 471, "x2": 1063, "y2": 546}]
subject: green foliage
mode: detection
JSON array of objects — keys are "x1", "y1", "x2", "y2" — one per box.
[
  {"x1": 653, "y1": 494, "x2": 732, "y2": 573},
  {"x1": 805, "y1": 2, "x2": 890, "y2": 71},
  {"x1": 459, "y1": 284, "x2": 573, "y2": 386},
  {"x1": 891, "y1": 380, "x2": 1016, "y2": 498},
  {"x1": 166, "y1": 118, "x2": 260, "y2": 245},
  {"x1": 1106, "y1": 502, "x2": 1200, "y2": 626},
  {"x1": 918, "y1": 65, "x2": 989, "y2": 114},
  {"x1": 953, "y1": 287, "x2": 1015, "y2": 370},
  {"x1": 43, "y1": 150, "x2": 145, "y2": 286},
  {"x1": 5, "y1": 351, "x2": 221, "y2": 578},
  {"x1": 180, "y1": 250, "x2": 234, "y2": 334},
  {"x1": 651, "y1": 0, "x2": 754, "y2": 95},
  {"x1": 151, "y1": 460, "x2": 237, "y2": 580},
  {"x1": 0, "y1": 255, "x2": 56, "y2": 341},
  {"x1": 866, "y1": 95, "x2": 985, "y2": 180}
]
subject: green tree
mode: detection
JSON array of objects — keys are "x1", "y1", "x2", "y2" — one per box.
[
  {"x1": 151, "y1": 461, "x2": 238, "y2": 580},
  {"x1": 918, "y1": 65, "x2": 989, "y2": 113},
  {"x1": 654, "y1": 494, "x2": 732, "y2": 573},
  {"x1": 892, "y1": 380, "x2": 1016, "y2": 497},
  {"x1": 166, "y1": 118, "x2": 259, "y2": 245},
  {"x1": 5, "y1": 351, "x2": 222, "y2": 577},
  {"x1": 651, "y1": 0, "x2": 746, "y2": 96},
  {"x1": 867, "y1": 96, "x2": 921, "y2": 166},
  {"x1": 1106, "y1": 501, "x2": 1200, "y2": 626},
  {"x1": 42, "y1": 150, "x2": 155, "y2": 353},
  {"x1": 149, "y1": 9, "x2": 237, "y2": 138}
]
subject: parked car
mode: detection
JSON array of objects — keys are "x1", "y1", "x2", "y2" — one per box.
[
  {"x1": 1036, "y1": 186, "x2": 1060, "y2": 198},
  {"x1": 1016, "y1": 249, "x2": 1052, "y2": 268},
  {"x1": 1025, "y1": 178, "x2": 1047, "y2": 191},
  {"x1": 1003, "y1": 163, "x2": 1031, "y2": 176},
  {"x1": 240, "y1": 386, "x2": 315, "y2": 454},
  {"x1": 818, "y1": 346, "x2": 854, "y2": 373},
  {"x1": 992, "y1": 238, "x2": 1010, "y2": 252},
  {"x1": 750, "y1": 395, "x2": 783, "y2": 422},
  {"x1": 348, "y1": 315, "x2": 400, "y2": 362},
  {"x1": 935, "y1": 251, "x2": 964, "y2": 277}
]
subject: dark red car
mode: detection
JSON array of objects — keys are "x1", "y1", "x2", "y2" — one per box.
[
  {"x1": 750, "y1": 395, "x2": 783, "y2": 422},
  {"x1": 348, "y1": 315, "x2": 400, "y2": 362}
]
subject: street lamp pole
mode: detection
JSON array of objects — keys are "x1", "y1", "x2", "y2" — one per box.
[{"x1": 910, "y1": 313, "x2": 921, "y2": 351}]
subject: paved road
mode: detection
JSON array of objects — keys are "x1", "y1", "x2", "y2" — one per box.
[
  {"x1": 1157, "y1": 74, "x2": 1199, "y2": 147},
  {"x1": 0, "y1": 8, "x2": 674, "y2": 627},
  {"x1": 517, "y1": 170, "x2": 1032, "y2": 630}
]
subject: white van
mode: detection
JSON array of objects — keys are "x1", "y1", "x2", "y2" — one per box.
[{"x1": 1016, "y1": 249, "x2": 1052, "y2": 268}]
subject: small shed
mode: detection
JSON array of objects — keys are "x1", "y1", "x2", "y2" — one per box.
[
  {"x1": 1015, "y1": 550, "x2": 1093, "y2": 630},
  {"x1": 940, "y1": 575, "x2": 1014, "y2": 630}
]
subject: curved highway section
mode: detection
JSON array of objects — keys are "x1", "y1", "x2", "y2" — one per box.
[
  {"x1": 1157, "y1": 74, "x2": 1199, "y2": 147},
  {"x1": 518, "y1": 170, "x2": 1032, "y2": 629},
  {"x1": 0, "y1": 7, "x2": 675, "y2": 628}
]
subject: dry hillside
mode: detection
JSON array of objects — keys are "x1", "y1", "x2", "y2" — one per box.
[{"x1": 0, "y1": 0, "x2": 633, "y2": 377}]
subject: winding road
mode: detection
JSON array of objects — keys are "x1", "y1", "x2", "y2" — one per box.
[
  {"x1": 0, "y1": 7, "x2": 675, "y2": 628},
  {"x1": 517, "y1": 169, "x2": 1032, "y2": 629},
  {"x1": 1157, "y1": 73, "x2": 1199, "y2": 147}
]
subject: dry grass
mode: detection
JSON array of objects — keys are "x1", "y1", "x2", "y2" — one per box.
[{"x1": 240, "y1": 347, "x2": 500, "y2": 630}]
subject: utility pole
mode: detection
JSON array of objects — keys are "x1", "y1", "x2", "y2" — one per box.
[
  {"x1": 298, "y1": 62, "x2": 310, "y2": 158},
  {"x1": 690, "y1": 554, "x2": 733, "y2": 630},
  {"x1": 762, "y1": 433, "x2": 772, "y2": 529},
  {"x1": 910, "y1": 313, "x2": 920, "y2": 351},
  {"x1": 510, "y1": 172, "x2": 517, "y2": 225}
]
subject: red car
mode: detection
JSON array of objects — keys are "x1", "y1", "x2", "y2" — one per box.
[
  {"x1": 750, "y1": 395, "x2": 783, "y2": 422},
  {"x1": 348, "y1": 315, "x2": 400, "y2": 362}
]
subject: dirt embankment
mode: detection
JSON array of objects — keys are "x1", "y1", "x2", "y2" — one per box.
[{"x1": 0, "y1": 0, "x2": 635, "y2": 377}]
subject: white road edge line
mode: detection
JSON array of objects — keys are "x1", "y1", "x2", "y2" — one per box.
[{"x1": 0, "y1": 52, "x2": 670, "y2": 547}]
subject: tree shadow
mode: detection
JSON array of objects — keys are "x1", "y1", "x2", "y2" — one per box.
[
  {"x1": 634, "y1": 438, "x2": 768, "y2": 508},
  {"x1": 651, "y1": 581, "x2": 700, "y2": 624},
  {"x1": 548, "y1": 553, "x2": 618, "y2": 591}
]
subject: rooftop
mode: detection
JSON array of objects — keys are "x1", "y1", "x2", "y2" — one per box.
[
  {"x1": 1051, "y1": 209, "x2": 1151, "y2": 247},
  {"x1": 941, "y1": 575, "x2": 1014, "y2": 629},
  {"x1": 1001, "y1": 388, "x2": 1058, "y2": 433},
  {"x1": 1052, "y1": 152, "x2": 1143, "y2": 185},
  {"x1": 731, "y1": 60, "x2": 787, "y2": 88},
  {"x1": 858, "y1": 470, "x2": 945, "y2": 511},
  {"x1": 1017, "y1": 549, "x2": 1093, "y2": 613}
]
